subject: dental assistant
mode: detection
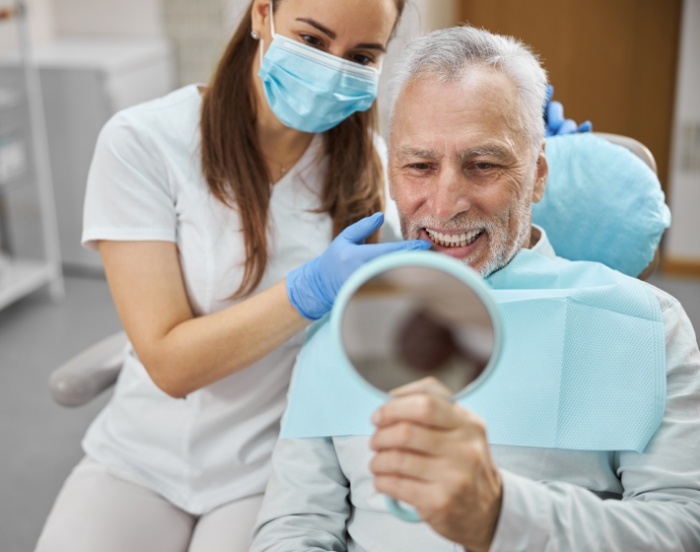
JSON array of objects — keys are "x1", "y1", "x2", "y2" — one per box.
[{"x1": 34, "y1": 1, "x2": 429, "y2": 551}]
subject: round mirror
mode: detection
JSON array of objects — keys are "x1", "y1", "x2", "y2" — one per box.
[
  {"x1": 330, "y1": 251, "x2": 503, "y2": 524},
  {"x1": 336, "y1": 254, "x2": 502, "y2": 400}
]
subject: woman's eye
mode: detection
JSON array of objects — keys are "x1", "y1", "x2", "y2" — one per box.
[
  {"x1": 301, "y1": 34, "x2": 324, "y2": 49},
  {"x1": 351, "y1": 53, "x2": 374, "y2": 66}
]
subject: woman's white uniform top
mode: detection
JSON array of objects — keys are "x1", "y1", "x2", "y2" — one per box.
[{"x1": 81, "y1": 84, "x2": 344, "y2": 514}]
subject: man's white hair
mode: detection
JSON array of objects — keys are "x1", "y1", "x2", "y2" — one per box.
[{"x1": 389, "y1": 25, "x2": 548, "y2": 150}]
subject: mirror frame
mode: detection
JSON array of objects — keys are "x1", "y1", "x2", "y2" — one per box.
[{"x1": 331, "y1": 250, "x2": 504, "y2": 401}]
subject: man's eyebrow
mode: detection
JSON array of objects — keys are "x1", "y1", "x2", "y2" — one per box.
[
  {"x1": 295, "y1": 18, "x2": 387, "y2": 52},
  {"x1": 458, "y1": 144, "x2": 513, "y2": 161},
  {"x1": 396, "y1": 146, "x2": 439, "y2": 159}
]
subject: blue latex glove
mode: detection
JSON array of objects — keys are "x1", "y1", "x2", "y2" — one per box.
[
  {"x1": 287, "y1": 213, "x2": 432, "y2": 320},
  {"x1": 544, "y1": 84, "x2": 592, "y2": 137}
]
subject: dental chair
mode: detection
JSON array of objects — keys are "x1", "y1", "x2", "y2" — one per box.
[{"x1": 49, "y1": 132, "x2": 669, "y2": 407}]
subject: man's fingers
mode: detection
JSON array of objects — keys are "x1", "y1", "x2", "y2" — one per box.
[
  {"x1": 370, "y1": 420, "x2": 442, "y2": 455},
  {"x1": 372, "y1": 393, "x2": 461, "y2": 429},
  {"x1": 370, "y1": 449, "x2": 434, "y2": 480},
  {"x1": 374, "y1": 475, "x2": 457, "y2": 523},
  {"x1": 373, "y1": 474, "x2": 430, "y2": 510},
  {"x1": 389, "y1": 376, "x2": 452, "y2": 399}
]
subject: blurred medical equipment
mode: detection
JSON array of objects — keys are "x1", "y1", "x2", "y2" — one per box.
[
  {"x1": 48, "y1": 132, "x2": 666, "y2": 408},
  {"x1": 0, "y1": 0, "x2": 64, "y2": 311}
]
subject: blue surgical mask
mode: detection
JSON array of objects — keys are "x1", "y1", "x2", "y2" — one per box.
[{"x1": 257, "y1": 4, "x2": 381, "y2": 133}]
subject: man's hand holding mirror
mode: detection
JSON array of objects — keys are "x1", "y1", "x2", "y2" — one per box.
[{"x1": 331, "y1": 250, "x2": 504, "y2": 547}]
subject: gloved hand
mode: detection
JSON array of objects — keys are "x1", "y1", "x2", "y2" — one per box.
[
  {"x1": 287, "y1": 213, "x2": 432, "y2": 320},
  {"x1": 544, "y1": 84, "x2": 592, "y2": 137}
]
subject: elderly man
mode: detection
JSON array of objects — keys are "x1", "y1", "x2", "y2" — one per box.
[{"x1": 251, "y1": 26, "x2": 700, "y2": 551}]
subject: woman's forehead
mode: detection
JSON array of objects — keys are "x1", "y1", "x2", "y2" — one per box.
[{"x1": 277, "y1": 0, "x2": 399, "y2": 43}]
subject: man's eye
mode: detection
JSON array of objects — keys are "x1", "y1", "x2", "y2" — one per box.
[
  {"x1": 473, "y1": 162, "x2": 497, "y2": 171},
  {"x1": 407, "y1": 163, "x2": 433, "y2": 171}
]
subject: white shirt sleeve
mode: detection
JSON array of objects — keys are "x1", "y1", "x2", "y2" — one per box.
[
  {"x1": 490, "y1": 295, "x2": 700, "y2": 551},
  {"x1": 251, "y1": 437, "x2": 351, "y2": 551},
  {"x1": 82, "y1": 110, "x2": 177, "y2": 250}
]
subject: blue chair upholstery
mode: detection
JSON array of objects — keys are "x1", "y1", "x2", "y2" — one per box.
[{"x1": 533, "y1": 133, "x2": 669, "y2": 278}]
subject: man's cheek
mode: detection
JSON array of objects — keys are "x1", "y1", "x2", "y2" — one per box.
[{"x1": 396, "y1": 184, "x2": 426, "y2": 213}]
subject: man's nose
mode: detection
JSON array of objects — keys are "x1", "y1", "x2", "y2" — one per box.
[{"x1": 431, "y1": 168, "x2": 471, "y2": 219}]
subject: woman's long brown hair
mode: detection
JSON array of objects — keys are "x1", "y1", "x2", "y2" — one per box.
[{"x1": 200, "y1": 0, "x2": 406, "y2": 299}]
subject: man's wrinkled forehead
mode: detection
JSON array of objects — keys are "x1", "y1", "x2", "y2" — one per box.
[{"x1": 389, "y1": 72, "x2": 526, "y2": 158}]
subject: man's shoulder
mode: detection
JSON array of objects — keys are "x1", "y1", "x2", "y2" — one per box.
[
  {"x1": 553, "y1": 252, "x2": 678, "y2": 311},
  {"x1": 638, "y1": 279, "x2": 681, "y2": 313}
]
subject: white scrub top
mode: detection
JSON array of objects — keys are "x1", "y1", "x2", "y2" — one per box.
[{"x1": 81, "y1": 84, "x2": 342, "y2": 514}]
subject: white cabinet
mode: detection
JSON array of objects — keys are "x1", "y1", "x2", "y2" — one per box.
[
  {"x1": 0, "y1": 37, "x2": 175, "y2": 273},
  {"x1": 0, "y1": 4, "x2": 64, "y2": 310}
]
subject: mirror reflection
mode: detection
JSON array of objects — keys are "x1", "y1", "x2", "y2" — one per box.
[{"x1": 341, "y1": 265, "x2": 495, "y2": 397}]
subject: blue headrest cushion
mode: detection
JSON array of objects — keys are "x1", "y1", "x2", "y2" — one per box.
[{"x1": 533, "y1": 133, "x2": 671, "y2": 276}]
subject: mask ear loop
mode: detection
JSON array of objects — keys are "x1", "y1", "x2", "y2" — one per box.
[
  {"x1": 259, "y1": 0, "x2": 276, "y2": 64},
  {"x1": 269, "y1": 0, "x2": 277, "y2": 37}
]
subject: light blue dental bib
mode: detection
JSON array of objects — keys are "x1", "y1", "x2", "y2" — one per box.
[{"x1": 280, "y1": 249, "x2": 666, "y2": 453}]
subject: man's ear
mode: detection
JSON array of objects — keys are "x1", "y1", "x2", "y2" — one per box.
[{"x1": 532, "y1": 142, "x2": 548, "y2": 204}]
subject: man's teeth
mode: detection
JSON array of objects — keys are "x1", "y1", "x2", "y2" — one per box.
[{"x1": 425, "y1": 228, "x2": 481, "y2": 248}]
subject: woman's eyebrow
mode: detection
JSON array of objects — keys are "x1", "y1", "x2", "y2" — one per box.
[
  {"x1": 296, "y1": 18, "x2": 336, "y2": 39},
  {"x1": 355, "y1": 42, "x2": 387, "y2": 53},
  {"x1": 295, "y1": 17, "x2": 387, "y2": 52}
]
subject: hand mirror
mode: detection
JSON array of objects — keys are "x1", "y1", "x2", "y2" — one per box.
[{"x1": 330, "y1": 251, "x2": 503, "y2": 522}]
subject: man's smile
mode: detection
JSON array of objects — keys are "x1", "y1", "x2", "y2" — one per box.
[
  {"x1": 421, "y1": 227, "x2": 485, "y2": 259},
  {"x1": 424, "y1": 227, "x2": 483, "y2": 247}
]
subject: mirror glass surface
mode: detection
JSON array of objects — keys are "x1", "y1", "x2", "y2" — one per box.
[{"x1": 341, "y1": 265, "x2": 495, "y2": 397}]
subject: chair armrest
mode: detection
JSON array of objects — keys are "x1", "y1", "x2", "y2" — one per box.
[{"x1": 49, "y1": 331, "x2": 128, "y2": 407}]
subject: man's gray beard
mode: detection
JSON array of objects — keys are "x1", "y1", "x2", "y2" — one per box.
[
  {"x1": 401, "y1": 207, "x2": 531, "y2": 278},
  {"x1": 478, "y1": 215, "x2": 530, "y2": 277}
]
